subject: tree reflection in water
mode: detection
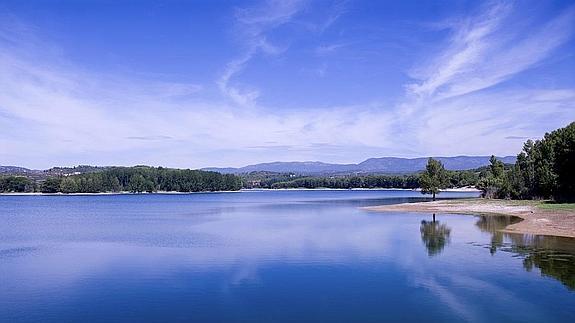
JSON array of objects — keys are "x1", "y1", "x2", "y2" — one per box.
[
  {"x1": 475, "y1": 215, "x2": 575, "y2": 291},
  {"x1": 475, "y1": 215, "x2": 522, "y2": 254},
  {"x1": 420, "y1": 214, "x2": 451, "y2": 257}
]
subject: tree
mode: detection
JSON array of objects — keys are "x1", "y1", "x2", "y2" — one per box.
[
  {"x1": 548, "y1": 122, "x2": 575, "y2": 201},
  {"x1": 0, "y1": 176, "x2": 34, "y2": 192},
  {"x1": 500, "y1": 122, "x2": 574, "y2": 201},
  {"x1": 489, "y1": 155, "x2": 505, "y2": 179},
  {"x1": 40, "y1": 177, "x2": 62, "y2": 193},
  {"x1": 477, "y1": 155, "x2": 507, "y2": 198},
  {"x1": 109, "y1": 177, "x2": 121, "y2": 192},
  {"x1": 128, "y1": 174, "x2": 147, "y2": 193},
  {"x1": 420, "y1": 158, "x2": 448, "y2": 201},
  {"x1": 60, "y1": 177, "x2": 79, "y2": 193}
]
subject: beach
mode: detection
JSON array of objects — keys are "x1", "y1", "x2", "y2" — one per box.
[{"x1": 364, "y1": 198, "x2": 575, "y2": 238}]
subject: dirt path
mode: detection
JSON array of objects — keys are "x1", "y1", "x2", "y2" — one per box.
[{"x1": 363, "y1": 199, "x2": 575, "y2": 238}]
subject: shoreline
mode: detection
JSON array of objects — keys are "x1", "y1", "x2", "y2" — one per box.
[
  {"x1": 0, "y1": 187, "x2": 481, "y2": 196},
  {"x1": 363, "y1": 199, "x2": 575, "y2": 239},
  {"x1": 247, "y1": 187, "x2": 480, "y2": 192}
]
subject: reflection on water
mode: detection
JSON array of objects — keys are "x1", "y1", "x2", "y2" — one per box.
[
  {"x1": 2, "y1": 191, "x2": 575, "y2": 322},
  {"x1": 475, "y1": 215, "x2": 523, "y2": 254},
  {"x1": 521, "y1": 245, "x2": 575, "y2": 291},
  {"x1": 474, "y1": 215, "x2": 575, "y2": 290},
  {"x1": 420, "y1": 214, "x2": 452, "y2": 257}
]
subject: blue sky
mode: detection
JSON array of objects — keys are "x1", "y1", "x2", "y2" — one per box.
[{"x1": 0, "y1": 0, "x2": 574, "y2": 169}]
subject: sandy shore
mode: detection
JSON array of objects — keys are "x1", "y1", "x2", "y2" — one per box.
[{"x1": 364, "y1": 199, "x2": 575, "y2": 238}]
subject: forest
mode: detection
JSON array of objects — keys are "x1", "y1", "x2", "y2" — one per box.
[
  {"x1": 476, "y1": 122, "x2": 574, "y2": 201},
  {"x1": 0, "y1": 166, "x2": 242, "y2": 193},
  {"x1": 247, "y1": 170, "x2": 479, "y2": 190}
]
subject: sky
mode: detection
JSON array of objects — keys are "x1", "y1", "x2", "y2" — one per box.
[{"x1": 0, "y1": 0, "x2": 574, "y2": 169}]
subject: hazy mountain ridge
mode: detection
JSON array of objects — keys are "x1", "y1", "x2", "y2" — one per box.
[
  {"x1": 204, "y1": 156, "x2": 517, "y2": 174},
  {"x1": 2, "y1": 156, "x2": 517, "y2": 177},
  {"x1": 0, "y1": 166, "x2": 39, "y2": 174},
  {"x1": 0, "y1": 165, "x2": 108, "y2": 179}
]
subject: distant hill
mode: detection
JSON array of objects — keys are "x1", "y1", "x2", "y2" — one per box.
[
  {"x1": 0, "y1": 165, "x2": 107, "y2": 179},
  {"x1": 0, "y1": 166, "x2": 37, "y2": 174},
  {"x1": 208, "y1": 161, "x2": 358, "y2": 174},
  {"x1": 2, "y1": 156, "x2": 518, "y2": 178},
  {"x1": 203, "y1": 156, "x2": 517, "y2": 175},
  {"x1": 356, "y1": 156, "x2": 517, "y2": 173}
]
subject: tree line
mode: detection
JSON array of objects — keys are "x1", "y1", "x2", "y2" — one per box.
[
  {"x1": 0, "y1": 167, "x2": 484, "y2": 193},
  {"x1": 0, "y1": 176, "x2": 36, "y2": 193},
  {"x1": 269, "y1": 175, "x2": 421, "y2": 189},
  {"x1": 418, "y1": 122, "x2": 574, "y2": 202},
  {"x1": 476, "y1": 122, "x2": 574, "y2": 201},
  {"x1": 243, "y1": 169, "x2": 479, "y2": 190},
  {"x1": 0, "y1": 166, "x2": 242, "y2": 193}
]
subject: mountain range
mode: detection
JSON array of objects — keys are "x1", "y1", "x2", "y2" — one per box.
[
  {"x1": 1, "y1": 156, "x2": 517, "y2": 177},
  {"x1": 203, "y1": 156, "x2": 517, "y2": 175}
]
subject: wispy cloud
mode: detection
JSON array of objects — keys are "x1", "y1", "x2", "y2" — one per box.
[
  {"x1": 409, "y1": 89, "x2": 575, "y2": 156},
  {"x1": 217, "y1": 0, "x2": 305, "y2": 107},
  {"x1": 505, "y1": 136, "x2": 529, "y2": 140},
  {"x1": 246, "y1": 144, "x2": 294, "y2": 150},
  {"x1": 126, "y1": 135, "x2": 173, "y2": 141},
  {"x1": 407, "y1": 2, "x2": 575, "y2": 101},
  {"x1": 314, "y1": 42, "x2": 349, "y2": 56},
  {"x1": 0, "y1": 2, "x2": 573, "y2": 169},
  {"x1": 393, "y1": 2, "x2": 575, "y2": 156},
  {"x1": 0, "y1": 15, "x2": 396, "y2": 168},
  {"x1": 301, "y1": 0, "x2": 348, "y2": 34}
]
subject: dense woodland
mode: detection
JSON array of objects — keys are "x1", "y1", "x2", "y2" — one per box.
[
  {"x1": 476, "y1": 122, "x2": 575, "y2": 201},
  {"x1": 252, "y1": 170, "x2": 479, "y2": 190},
  {"x1": 269, "y1": 175, "x2": 420, "y2": 189},
  {"x1": 0, "y1": 163, "x2": 501, "y2": 194},
  {"x1": 0, "y1": 167, "x2": 241, "y2": 193},
  {"x1": 0, "y1": 166, "x2": 486, "y2": 193}
]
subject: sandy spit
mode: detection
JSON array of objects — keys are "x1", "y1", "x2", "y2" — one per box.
[{"x1": 363, "y1": 199, "x2": 575, "y2": 239}]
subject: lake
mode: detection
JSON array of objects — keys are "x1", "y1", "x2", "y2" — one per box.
[{"x1": 1, "y1": 190, "x2": 575, "y2": 322}]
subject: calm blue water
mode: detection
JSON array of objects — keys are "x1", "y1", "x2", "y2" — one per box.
[{"x1": 1, "y1": 190, "x2": 575, "y2": 322}]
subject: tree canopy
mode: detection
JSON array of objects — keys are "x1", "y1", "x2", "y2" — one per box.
[
  {"x1": 1, "y1": 166, "x2": 242, "y2": 194},
  {"x1": 0, "y1": 176, "x2": 34, "y2": 193},
  {"x1": 478, "y1": 122, "x2": 575, "y2": 201},
  {"x1": 420, "y1": 158, "x2": 449, "y2": 200}
]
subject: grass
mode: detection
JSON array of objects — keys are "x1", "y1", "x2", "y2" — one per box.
[
  {"x1": 538, "y1": 202, "x2": 575, "y2": 211},
  {"x1": 443, "y1": 197, "x2": 575, "y2": 211},
  {"x1": 443, "y1": 198, "x2": 537, "y2": 206}
]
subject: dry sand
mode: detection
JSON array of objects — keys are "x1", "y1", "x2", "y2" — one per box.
[{"x1": 364, "y1": 199, "x2": 575, "y2": 238}]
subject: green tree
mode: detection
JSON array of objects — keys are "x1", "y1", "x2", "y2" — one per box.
[
  {"x1": 548, "y1": 122, "x2": 575, "y2": 201},
  {"x1": 477, "y1": 155, "x2": 508, "y2": 198},
  {"x1": 128, "y1": 174, "x2": 147, "y2": 193},
  {"x1": 109, "y1": 177, "x2": 121, "y2": 192},
  {"x1": 0, "y1": 176, "x2": 34, "y2": 192},
  {"x1": 40, "y1": 177, "x2": 62, "y2": 193},
  {"x1": 489, "y1": 155, "x2": 505, "y2": 179},
  {"x1": 420, "y1": 158, "x2": 448, "y2": 201},
  {"x1": 60, "y1": 177, "x2": 79, "y2": 193},
  {"x1": 504, "y1": 122, "x2": 574, "y2": 201}
]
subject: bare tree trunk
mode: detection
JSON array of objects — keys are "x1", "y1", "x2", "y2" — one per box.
[{"x1": 433, "y1": 192, "x2": 436, "y2": 201}]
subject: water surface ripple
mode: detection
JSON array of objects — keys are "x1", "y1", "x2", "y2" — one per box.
[{"x1": 1, "y1": 190, "x2": 574, "y2": 322}]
